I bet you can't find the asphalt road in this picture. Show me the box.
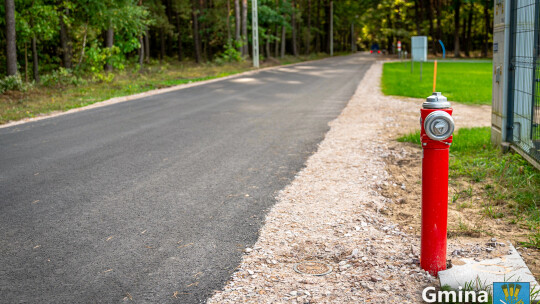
[0,54,372,303]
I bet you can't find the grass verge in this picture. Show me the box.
[382,61,492,105]
[0,53,334,124]
[397,127,540,248]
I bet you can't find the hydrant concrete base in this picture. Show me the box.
[438,243,540,302]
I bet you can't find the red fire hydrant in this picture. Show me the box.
[420,92,455,276]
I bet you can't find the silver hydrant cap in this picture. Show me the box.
[423,92,451,109]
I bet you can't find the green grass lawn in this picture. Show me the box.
[382,61,492,105]
[398,127,540,248]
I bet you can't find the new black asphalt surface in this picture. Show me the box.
[0,54,372,303]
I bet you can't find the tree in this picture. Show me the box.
[59,7,73,69]
[192,0,202,62]
[234,0,241,51]
[5,0,18,75]
[291,0,298,56]
[241,0,248,56]
[305,0,311,54]
[17,0,58,82]
[453,0,461,57]
[482,0,491,57]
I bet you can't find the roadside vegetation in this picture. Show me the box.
[398,127,540,249]
[382,62,492,105]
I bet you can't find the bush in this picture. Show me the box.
[214,41,243,64]
[0,74,32,94]
[41,68,87,87]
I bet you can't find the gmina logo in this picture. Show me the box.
[493,282,530,304]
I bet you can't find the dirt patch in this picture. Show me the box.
[381,140,540,281]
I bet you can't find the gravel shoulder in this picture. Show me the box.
[207,60,496,304]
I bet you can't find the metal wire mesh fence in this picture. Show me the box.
[508,0,540,162]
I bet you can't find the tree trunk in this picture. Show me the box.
[291,0,298,56]
[192,0,202,63]
[59,9,72,69]
[32,35,39,83]
[305,0,311,54]
[138,0,144,68]
[387,13,393,54]
[104,27,114,72]
[315,0,321,52]
[139,36,144,70]
[329,0,333,55]
[165,0,173,57]
[482,0,490,57]
[453,0,461,57]
[227,0,231,41]
[414,0,421,34]
[144,30,150,62]
[202,0,210,60]
[242,0,248,56]
[436,0,442,45]
[235,0,241,51]
[266,36,271,58]
[465,2,473,57]
[24,43,28,82]
[76,22,88,68]
[160,28,165,63]
[5,0,17,76]
[428,0,436,55]
[351,23,354,52]
[176,12,184,61]
[274,1,279,57]
[281,25,286,58]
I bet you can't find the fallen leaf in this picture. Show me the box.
[193,272,203,278]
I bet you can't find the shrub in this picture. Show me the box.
[214,41,243,64]
[0,74,32,94]
[41,68,87,87]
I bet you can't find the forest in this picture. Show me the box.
[0,0,493,88]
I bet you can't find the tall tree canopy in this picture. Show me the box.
[0,0,494,78]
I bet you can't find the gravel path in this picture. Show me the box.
[207,60,491,304]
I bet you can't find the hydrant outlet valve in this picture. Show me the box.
[420,92,454,277]
[420,92,454,147]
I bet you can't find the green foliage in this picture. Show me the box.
[382,61,493,105]
[40,68,86,87]
[84,43,123,80]
[0,74,31,93]
[15,0,58,43]
[214,41,244,64]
